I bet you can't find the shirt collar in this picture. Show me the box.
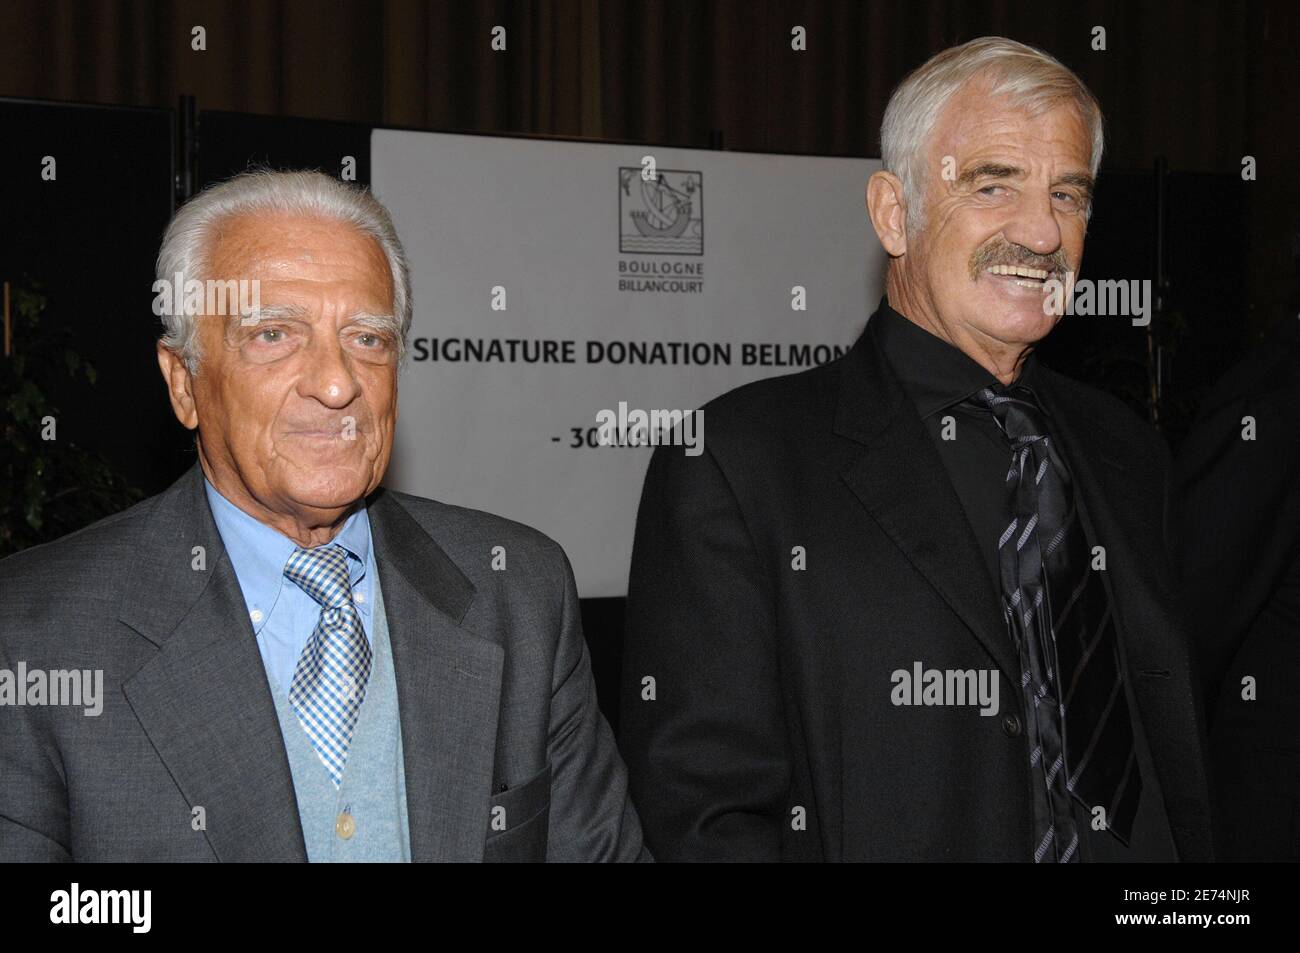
[869,297,1044,417]
[203,478,372,631]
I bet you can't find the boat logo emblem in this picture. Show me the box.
[619,167,703,256]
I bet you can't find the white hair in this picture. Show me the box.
[156,169,412,372]
[880,36,1104,232]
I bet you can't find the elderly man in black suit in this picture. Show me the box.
[621,37,1213,862]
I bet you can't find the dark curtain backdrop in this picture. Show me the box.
[2,0,1297,332]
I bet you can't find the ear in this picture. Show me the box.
[157,341,199,430]
[866,170,909,258]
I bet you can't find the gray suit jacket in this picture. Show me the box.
[0,462,647,862]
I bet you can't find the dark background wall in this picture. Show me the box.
[3,0,1295,330]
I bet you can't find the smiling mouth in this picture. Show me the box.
[985,264,1054,288]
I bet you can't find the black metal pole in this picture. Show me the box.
[176,94,197,206]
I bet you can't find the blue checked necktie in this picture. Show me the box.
[283,544,372,787]
[964,383,1141,862]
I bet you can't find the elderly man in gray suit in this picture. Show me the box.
[0,170,646,862]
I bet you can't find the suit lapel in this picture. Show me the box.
[1035,374,1215,859]
[834,329,1020,684]
[367,489,504,863]
[119,467,506,862]
[119,463,307,861]
[1033,375,1170,665]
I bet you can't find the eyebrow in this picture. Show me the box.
[957,163,1095,199]
[957,163,1024,186]
[240,303,309,323]
[348,312,400,333]
[239,305,396,326]
[1055,171,1095,198]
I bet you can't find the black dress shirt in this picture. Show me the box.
[869,299,1177,862]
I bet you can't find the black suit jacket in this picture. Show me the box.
[1176,315,1300,861]
[620,315,1215,861]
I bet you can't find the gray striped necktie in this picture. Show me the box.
[965,383,1142,861]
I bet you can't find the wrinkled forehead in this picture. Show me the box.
[206,210,393,296]
[930,84,1093,170]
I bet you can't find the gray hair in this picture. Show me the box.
[156,169,412,372]
[880,36,1104,233]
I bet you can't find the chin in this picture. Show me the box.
[996,308,1058,344]
[284,468,375,511]
[967,292,1059,347]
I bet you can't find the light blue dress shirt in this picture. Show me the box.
[204,478,412,861]
[203,479,376,692]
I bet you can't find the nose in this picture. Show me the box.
[297,335,362,409]
[1002,188,1062,258]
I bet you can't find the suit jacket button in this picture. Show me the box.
[1002,714,1022,737]
[335,812,356,840]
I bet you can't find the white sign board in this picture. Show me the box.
[372,128,885,596]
